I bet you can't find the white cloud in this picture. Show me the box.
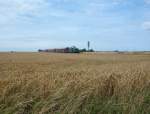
[112,0,123,5]
[0,0,125,25]
[142,21,150,30]
[0,0,48,13]
[145,0,150,4]
[81,0,123,17]
[0,0,49,24]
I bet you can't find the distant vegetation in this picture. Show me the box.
[38,46,94,53]
[0,53,150,114]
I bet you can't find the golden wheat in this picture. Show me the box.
[0,52,150,114]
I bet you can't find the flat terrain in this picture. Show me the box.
[0,52,150,114]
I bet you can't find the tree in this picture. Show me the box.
[80,48,87,52]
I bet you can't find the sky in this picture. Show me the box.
[0,0,150,51]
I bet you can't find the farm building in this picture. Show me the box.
[38,47,80,53]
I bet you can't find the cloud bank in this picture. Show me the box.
[142,21,150,30]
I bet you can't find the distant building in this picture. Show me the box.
[38,45,95,53]
[39,48,68,53]
[87,41,90,51]
[38,47,80,53]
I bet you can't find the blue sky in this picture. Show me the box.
[0,0,150,51]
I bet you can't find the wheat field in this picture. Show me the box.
[0,52,150,114]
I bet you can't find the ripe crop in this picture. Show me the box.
[0,52,150,114]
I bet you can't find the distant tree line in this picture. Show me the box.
[67,46,94,53]
[38,46,94,53]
